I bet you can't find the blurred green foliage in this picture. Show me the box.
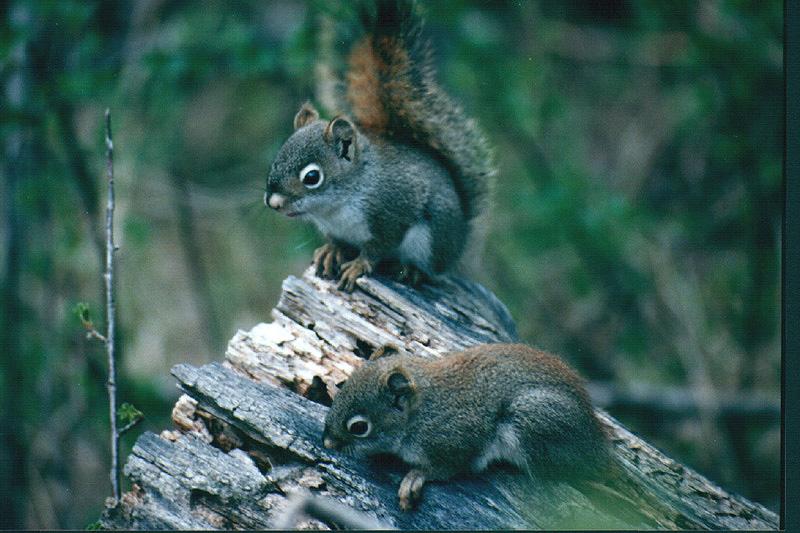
[0,0,782,528]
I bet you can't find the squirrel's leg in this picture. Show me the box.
[397,462,461,511]
[338,236,403,292]
[506,387,606,479]
[312,241,346,279]
[425,191,468,276]
[337,214,412,291]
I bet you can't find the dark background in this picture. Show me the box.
[0,0,782,528]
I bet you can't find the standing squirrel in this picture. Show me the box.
[322,343,612,511]
[265,0,494,292]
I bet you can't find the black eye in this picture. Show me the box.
[304,170,320,185]
[300,163,324,189]
[346,415,372,438]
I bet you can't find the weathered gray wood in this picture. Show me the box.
[100,267,778,530]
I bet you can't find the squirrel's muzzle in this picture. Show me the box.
[265,192,287,210]
[321,428,341,450]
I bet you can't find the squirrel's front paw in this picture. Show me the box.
[398,469,427,511]
[337,256,373,292]
[312,243,345,279]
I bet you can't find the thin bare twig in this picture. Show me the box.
[86,329,107,344]
[104,108,120,504]
[588,382,780,419]
[118,417,143,436]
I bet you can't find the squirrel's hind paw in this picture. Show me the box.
[395,264,428,287]
[337,256,373,292]
[398,468,427,511]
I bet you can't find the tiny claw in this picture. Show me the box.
[312,243,344,279]
[337,256,373,292]
[312,246,326,276]
[324,246,343,278]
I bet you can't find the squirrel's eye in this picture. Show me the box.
[299,163,324,189]
[346,415,372,438]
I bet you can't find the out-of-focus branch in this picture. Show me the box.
[170,170,224,353]
[1,4,33,527]
[588,382,780,420]
[54,102,105,260]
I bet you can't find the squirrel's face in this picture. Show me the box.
[322,358,416,458]
[266,103,360,218]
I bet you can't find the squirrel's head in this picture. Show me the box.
[265,102,361,218]
[322,355,417,458]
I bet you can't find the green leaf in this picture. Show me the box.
[74,302,93,329]
[118,402,144,426]
[85,521,103,530]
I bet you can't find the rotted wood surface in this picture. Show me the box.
[100,267,778,530]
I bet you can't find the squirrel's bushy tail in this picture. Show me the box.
[317,0,494,222]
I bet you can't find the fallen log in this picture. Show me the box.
[100,267,778,530]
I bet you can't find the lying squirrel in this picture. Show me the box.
[322,344,612,511]
[265,0,494,291]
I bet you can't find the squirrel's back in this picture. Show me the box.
[318,0,495,223]
[442,345,610,475]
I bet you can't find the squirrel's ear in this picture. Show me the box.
[385,368,415,411]
[293,102,319,130]
[324,116,358,162]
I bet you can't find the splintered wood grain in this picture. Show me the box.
[101,268,779,530]
[224,267,518,399]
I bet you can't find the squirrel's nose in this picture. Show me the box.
[322,430,340,450]
[265,192,287,210]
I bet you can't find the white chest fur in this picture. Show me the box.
[309,200,372,246]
